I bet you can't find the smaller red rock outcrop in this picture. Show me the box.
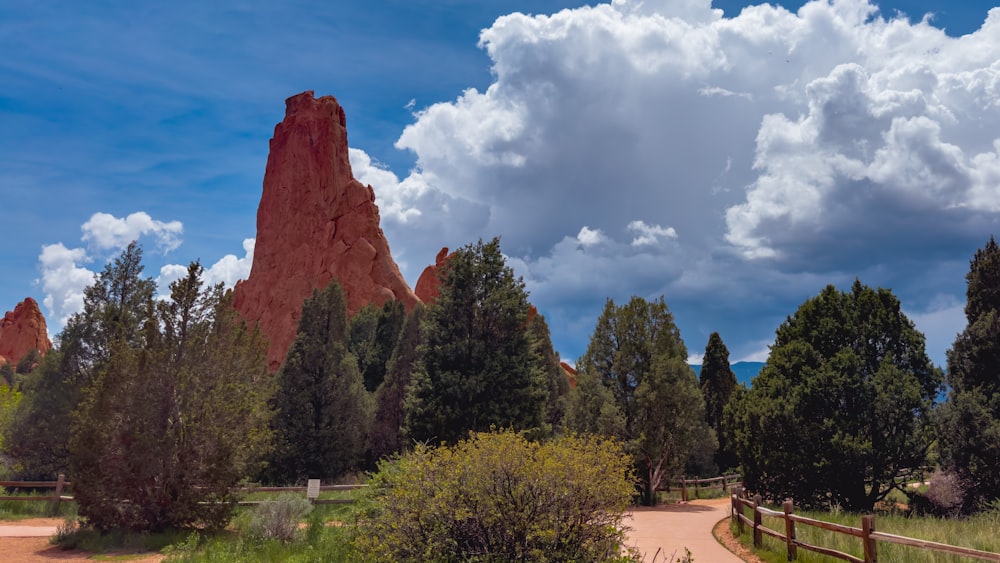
[414,247,452,304]
[0,298,52,366]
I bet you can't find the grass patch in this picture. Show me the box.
[0,491,77,520]
[53,519,194,553]
[732,504,1000,562]
[162,514,359,562]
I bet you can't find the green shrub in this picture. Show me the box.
[245,496,313,542]
[355,429,636,562]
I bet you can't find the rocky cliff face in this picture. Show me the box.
[0,297,52,366]
[233,91,419,370]
[414,247,452,304]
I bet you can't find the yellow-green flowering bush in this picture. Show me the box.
[356,429,636,562]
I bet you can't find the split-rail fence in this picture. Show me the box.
[731,487,1000,562]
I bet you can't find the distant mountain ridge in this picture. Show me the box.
[689,361,764,387]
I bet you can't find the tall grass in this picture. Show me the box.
[163,511,359,562]
[732,505,1000,563]
[0,491,77,520]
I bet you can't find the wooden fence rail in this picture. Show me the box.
[237,483,367,506]
[731,487,1000,562]
[0,473,70,515]
[666,473,742,502]
[0,476,367,513]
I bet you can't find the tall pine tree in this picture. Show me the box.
[699,332,738,472]
[568,296,713,505]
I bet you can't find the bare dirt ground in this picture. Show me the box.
[1,501,763,563]
[0,519,165,563]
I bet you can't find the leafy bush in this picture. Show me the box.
[356,429,636,562]
[245,496,313,542]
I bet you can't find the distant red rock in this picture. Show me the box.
[0,298,52,367]
[414,247,452,304]
[233,91,419,370]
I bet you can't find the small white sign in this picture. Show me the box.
[306,479,321,500]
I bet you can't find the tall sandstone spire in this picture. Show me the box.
[0,297,52,367]
[233,91,419,370]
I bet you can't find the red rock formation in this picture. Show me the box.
[0,298,52,366]
[233,91,419,370]
[414,247,451,304]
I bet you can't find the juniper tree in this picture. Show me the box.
[728,281,941,511]
[349,300,406,393]
[369,304,425,461]
[8,242,155,479]
[938,236,1000,511]
[268,280,372,483]
[69,262,273,531]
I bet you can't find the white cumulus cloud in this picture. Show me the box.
[82,211,183,253]
[373,0,999,363]
[37,243,94,327]
[628,220,678,246]
[157,238,254,295]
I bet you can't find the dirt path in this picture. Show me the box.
[0,519,164,562]
[625,497,745,562]
[1,501,755,562]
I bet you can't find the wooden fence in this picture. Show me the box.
[668,473,742,502]
[0,473,70,515]
[0,476,366,513]
[237,483,367,505]
[731,488,1000,562]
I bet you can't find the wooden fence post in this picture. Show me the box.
[735,487,744,536]
[783,499,797,561]
[862,514,877,563]
[753,493,763,548]
[49,473,65,516]
[681,478,688,502]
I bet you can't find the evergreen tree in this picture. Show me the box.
[0,361,13,387]
[349,300,406,393]
[369,305,425,461]
[15,349,42,377]
[7,242,155,479]
[69,262,273,531]
[939,236,1000,511]
[699,332,738,472]
[729,281,941,511]
[527,313,569,434]
[268,280,372,483]
[568,296,714,505]
[404,238,547,445]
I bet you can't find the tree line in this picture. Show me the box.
[1,235,998,533]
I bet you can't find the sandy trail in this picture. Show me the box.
[625,497,743,562]
[1,501,748,562]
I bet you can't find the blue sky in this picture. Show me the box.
[3,0,999,367]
